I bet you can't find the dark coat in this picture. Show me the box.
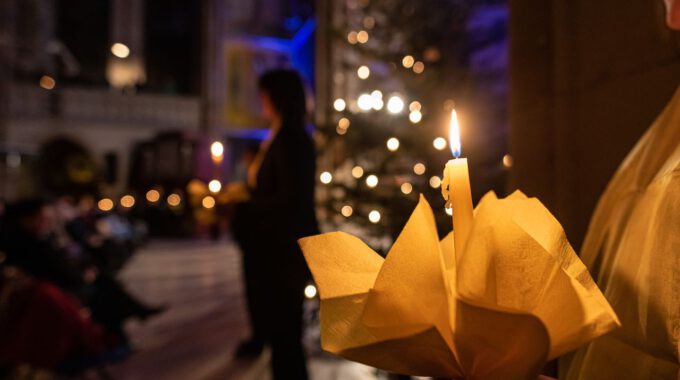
[233,124,318,277]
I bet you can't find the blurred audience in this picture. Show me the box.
[0,196,164,376]
[229,69,318,380]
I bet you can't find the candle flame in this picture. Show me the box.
[449,109,461,158]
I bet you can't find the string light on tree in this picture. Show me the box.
[387,95,405,114]
[409,101,422,112]
[413,162,426,175]
[357,65,370,79]
[433,137,447,151]
[202,195,216,209]
[401,182,413,195]
[368,210,381,223]
[304,284,317,299]
[371,90,384,110]
[341,205,354,217]
[386,137,400,152]
[208,179,222,193]
[320,171,333,184]
[334,98,347,111]
[402,55,415,68]
[357,30,369,43]
[347,31,358,44]
[413,61,425,74]
[358,93,374,111]
[366,174,379,188]
[409,110,422,124]
[429,175,442,188]
[351,166,365,178]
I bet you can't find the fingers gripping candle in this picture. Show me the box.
[441,110,474,259]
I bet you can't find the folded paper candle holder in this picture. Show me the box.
[299,191,620,380]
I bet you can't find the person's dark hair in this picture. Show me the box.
[258,69,307,128]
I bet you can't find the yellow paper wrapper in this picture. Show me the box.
[299,191,620,379]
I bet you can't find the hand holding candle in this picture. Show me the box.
[441,109,474,259]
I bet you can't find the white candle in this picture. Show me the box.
[441,110,474,258]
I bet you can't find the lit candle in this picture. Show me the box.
[441,110,474,258]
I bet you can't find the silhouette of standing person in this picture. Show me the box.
[230,69,317,380]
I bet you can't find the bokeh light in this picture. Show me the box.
[202,195,216,209]
[386,137,400,152]
[320,171,333,184]
[120,195,135,208]
[98,198,114,212]
[413,163,426,175]
[208,179,222,193]
[351,166,364,178]
[365,174,379,188]
[433,137,447,150]
[368,210,381,223]
[110,42,130,58]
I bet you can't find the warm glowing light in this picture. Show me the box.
[304,284,317,299]
[120,195,135,208]
[386,95,404,114]
[363,16,375,29]
[371,90,383,99]
[409,110,422,124]
[445,207,453,216]
[402,55,415,68]
[347,31,358,44]
[351,166,364,178]
[449,109,462,158]
[372,97,384,110]
[357,30,369,43]
[365,174,379,188]
[333,98,346,112]
[341,205,354,217]
[208,179,222,193]
[401,182,413,195]
[111,42,130,58]
[167,194,181,207]
[433,137,448,151]
[336,126,348,135]
[357,65,370,79]
[429,175,442,188]
[368,210,381,223]
[202,195,216,209]
[386,137,400,151]
[320,171,333,184]
[357,93,374,111]
[98,198,114,212]
[409,101,421,112]
[210,141,224,158]
[503,154,514,168]
[146,189,160,203]
[39,75,56,90]
[413,61,425,74]
[413,163,426,175]
[338,117,350,129]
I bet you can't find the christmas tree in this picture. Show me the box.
[315,0,509,253]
